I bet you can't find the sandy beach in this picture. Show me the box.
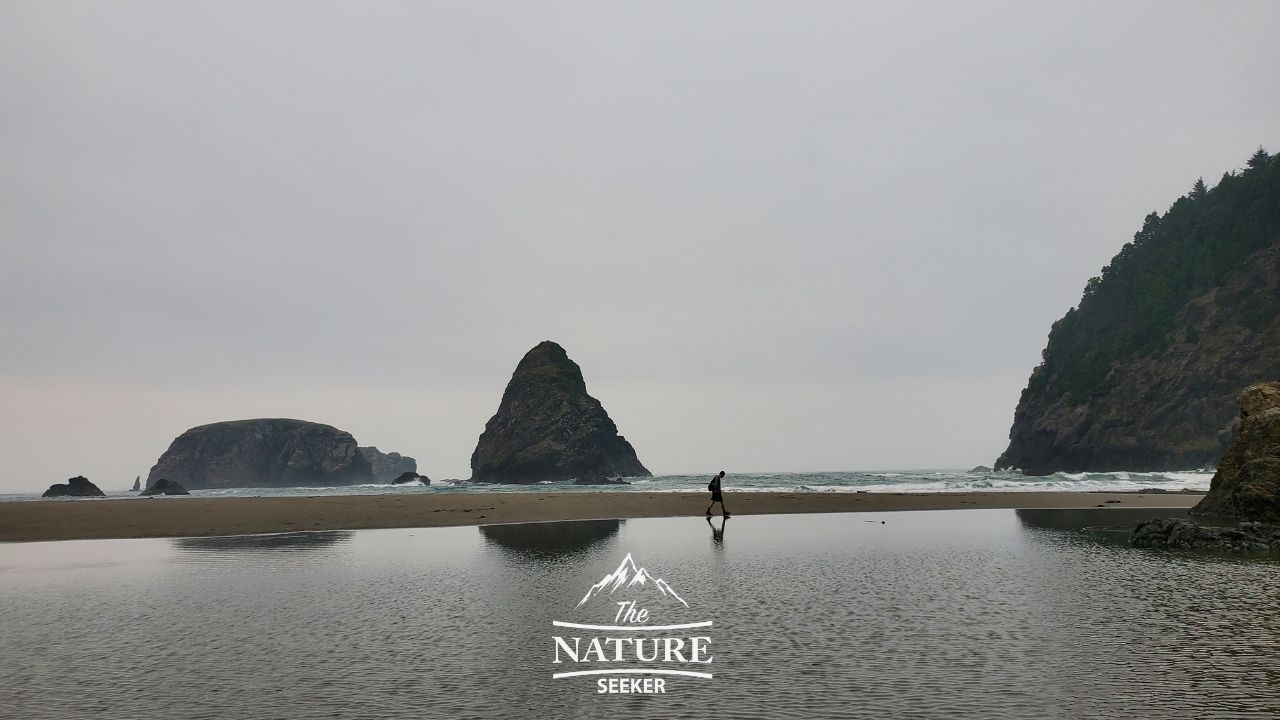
[0,490,1204,543]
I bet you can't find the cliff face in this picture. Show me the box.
[999,246,1280,474]
[358,447,417,482]
[147,419,373,489]
[470,341,650,483]
[1192,382,1280,522]
[998,151,1280,475]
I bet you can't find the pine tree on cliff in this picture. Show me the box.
[1189,177,1207,200]
[1248,146,1271,170]
[997,147,1280,474]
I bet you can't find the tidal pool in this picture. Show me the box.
[2,509,1277,719]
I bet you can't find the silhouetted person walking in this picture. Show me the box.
[705,470,729,518]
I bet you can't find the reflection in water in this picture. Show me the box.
[478,519,622,557]
[705,515,727,546]
[1016,506,1188,531]
[173,531,354,553]
[1015,507,1190,546]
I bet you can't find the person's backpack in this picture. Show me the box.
[707,478,717,492]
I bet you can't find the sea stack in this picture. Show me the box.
[147,418,373,490]
[140,478,191,496]
[390,471,429,485]
[470,341,650,483]
[1191,382,1280,522]
[42,476,106,498]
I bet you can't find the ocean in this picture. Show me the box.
[1,468,1214,502]
[3,509,1276,719]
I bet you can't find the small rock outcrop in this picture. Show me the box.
[1191,382,1280,522]
[1131,517,1278,553]
[131,476,141,492]
[968,466,993,473]
[358,447,418,483]
[470,341,651,484]
[42,476,105,498]
[140,478,190,496]
[390,472,429,485]
[147,419,373,490]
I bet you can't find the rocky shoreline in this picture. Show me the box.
[1128,382,1280,553]
[1130,517,1278,553]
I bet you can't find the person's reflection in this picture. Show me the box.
[706,515,727,546]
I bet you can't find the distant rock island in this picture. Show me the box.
[359,447,417,483]
[998,148,1280,475]
[42,475,105,498]
[140,478,190,496]
[1192,382,1280,522]
[470,341,651,483]
[390,471,429,485]
[147,418,376,489]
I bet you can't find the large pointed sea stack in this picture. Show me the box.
[470,341,650,483]
[1191,382,1280,522]
[147,419,373,490]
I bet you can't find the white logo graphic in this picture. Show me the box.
[576,553,689,608]
[552,552,714,695]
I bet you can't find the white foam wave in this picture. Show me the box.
[1,469,1205,502]
[1157,472,1215,481]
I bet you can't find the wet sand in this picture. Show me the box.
[0,490,1204,542]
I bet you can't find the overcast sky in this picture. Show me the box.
[1,1,1277,491]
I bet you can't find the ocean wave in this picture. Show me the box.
[1157,471,1215,481]
[0,469,1215,502]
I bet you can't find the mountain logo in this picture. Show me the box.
[576,552,689,608]
[552,551,714,695]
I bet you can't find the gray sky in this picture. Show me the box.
[2,1,1278,491]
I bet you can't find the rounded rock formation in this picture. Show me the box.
[147,419,373,490]
[470,341,650,483]
[140,478,191,496]
[42,476,106,498]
